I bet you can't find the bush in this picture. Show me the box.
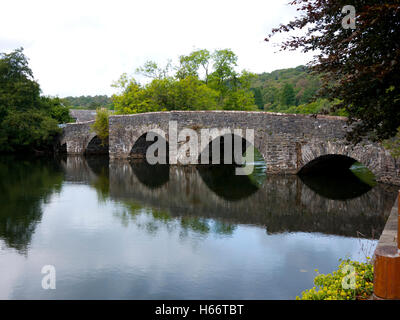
[90,108,109,145]
[0,109,61,152]
[296,258,374,300]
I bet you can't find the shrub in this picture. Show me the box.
[90,108,109,145]
[296,258,374,300]
[0,109,61,152]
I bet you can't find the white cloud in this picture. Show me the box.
[0,0,315,97]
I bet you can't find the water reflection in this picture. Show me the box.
[0,156,63,253]
[0,155,398,299]
[115,202,237,240]
[0,155,396,253]
[298,171,373,200]
[197,165,259,201]
[130,161,169,189]
[105,157,396,239]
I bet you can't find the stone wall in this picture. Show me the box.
[69,109,115,123]
[69,109,97,122]
[59,121,96,154]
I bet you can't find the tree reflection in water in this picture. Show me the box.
[0,156,63,253]
[0,155,397,255]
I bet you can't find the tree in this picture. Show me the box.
[251,87,264,109]
[220,70,258,110]
[176,49,211,83]
[265,1,400,142]
[207,50,257,110]
[112,74,220,113]
[167,76,219,110]
[0,110,60,152]
[135,60,172,80]
[111,75,156,114]
[208,49,238,94]
[112,48,258,113]
[0,48,40,114]
[280,83,296,106]
[0,48,67,152]
[40,96,74,123]
[63,95,113,109]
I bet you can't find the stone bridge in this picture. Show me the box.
[59,111,400,185]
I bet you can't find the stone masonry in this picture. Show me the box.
[60,111,400,185]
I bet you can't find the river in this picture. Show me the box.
[0,154,397,299]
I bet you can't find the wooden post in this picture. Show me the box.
[373,190,400,300]
[398,190,400,251]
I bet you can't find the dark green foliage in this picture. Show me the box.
[63,95,114,110]
[249,65,348,115]
[280,83,296,106]
[0,48,41,114]
[266,0,400,142]
[0,48,69,153]
[250,65,324,110]
[250,87,264,109]
[40,96,74,124]
[0,155,63,252]
[0,110,60,152]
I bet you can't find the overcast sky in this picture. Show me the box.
[0,0,315,97]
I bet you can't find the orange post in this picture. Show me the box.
[398,190,400,250]
[373,190,400,300]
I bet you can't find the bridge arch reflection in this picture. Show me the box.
[79,157,394,239]
[1,155,395,255]
[298,154,376,200]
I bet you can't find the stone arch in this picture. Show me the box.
[197,130,266,166]
[84,135,109,155]
[297,141,380,178]
[128,126,169,162]
[195,131,266,201]
[58,134,68,152]
[59,121,97,155]
[298,154,358,175]
[297,152,375,200]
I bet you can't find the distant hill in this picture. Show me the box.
[250,66,345,116]
[63,95,113,110]
[251,65,321,108]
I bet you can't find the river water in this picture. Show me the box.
[0,155,397,299]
